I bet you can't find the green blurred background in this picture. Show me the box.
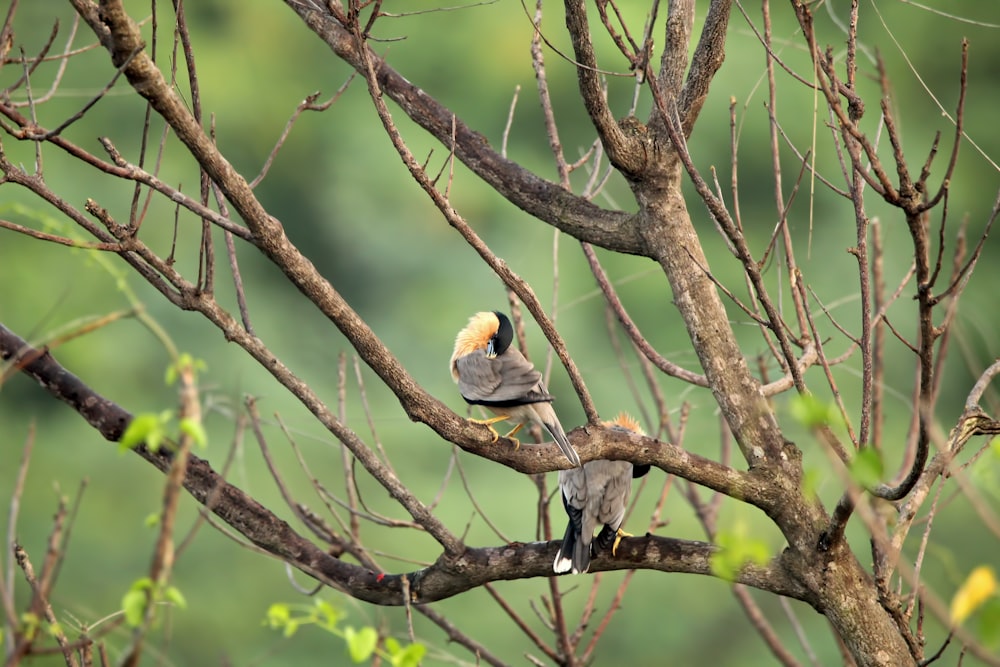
[1,1,999,664]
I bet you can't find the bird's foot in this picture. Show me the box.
[501,423,524,451]
[611,528,633,557]
[468,415,509,442]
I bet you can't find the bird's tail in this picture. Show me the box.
[572,534,592,575]
[553,521,578,574]
[553,490,590,574]
[543,420,581,468]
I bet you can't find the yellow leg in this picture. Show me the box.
[611,528,633,556]
[468,415,509,442]
[502,423,524,451]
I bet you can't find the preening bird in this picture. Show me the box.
[450,311,581,468]
[553,412,643,575]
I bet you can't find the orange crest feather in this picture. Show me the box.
[450,312,499,381]
[602,411,644,435]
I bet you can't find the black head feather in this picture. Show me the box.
[487,311,514,357]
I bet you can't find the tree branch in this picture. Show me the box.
[283,1,643,255]
[0,321,807,607]
[677,0,732,135]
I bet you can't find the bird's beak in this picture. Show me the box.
[485,338,497,358]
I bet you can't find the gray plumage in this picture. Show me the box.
[553,415,643,574]
[451,312,581,468]
[454,348,552,406]
[553,460,633,574]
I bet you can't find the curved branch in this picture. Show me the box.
[677,0,732,135]
[283,1,643,255]
[0,322,808,608]
[562,0,645,177]
[656,0,694,107]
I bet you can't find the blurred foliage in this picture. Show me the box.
[1,0,1000,665]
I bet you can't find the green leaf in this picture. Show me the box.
[179,418,208,448]
[164,585,187,610]
[144,513,160,528]
[789,393,840,428]
[120,411,173,452]
[345,626,378,663]
[165,362,178,386]
[166,353,207,385]
[20,612,40,641]
[710,525,770,582]
[392,643,426,667]
[283,619,300,638]
[313,599,341,630]
[120,414,159,451]
[265,603,291,629]
[849,448,884,490]
[122,588,148,627]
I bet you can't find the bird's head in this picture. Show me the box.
[450,311,514,380]
[603,412,650,478]
[602,411,644,435]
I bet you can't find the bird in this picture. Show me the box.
[553,412,644,575]
[450,311,581,468]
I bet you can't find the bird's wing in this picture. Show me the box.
[455,348,548,404]
[559,467,588,512]
[454,350,504,402]
[493,348,550,402]
[592,461,632,527]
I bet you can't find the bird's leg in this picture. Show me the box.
[501,423,524,451]
[468,415,509,442]
[611,528,633,556]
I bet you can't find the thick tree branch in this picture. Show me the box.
[0,321,808,606]
[563,0,645,178]
[282,1,643,255]
[677,0,732,135]
[656,0,694,110]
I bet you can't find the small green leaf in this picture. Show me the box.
[384,637,401,655]
[165,362,178,386]
[283,619,299,638]
[710,525,770,582]
[265,603,291,629]
[20,612,40,641]
[849,448,884,490]
[345,626,378,663]
[166,353,207,385]
[144,513,160,528]
[789,393,840,428]
[164,586,187,610]
[392,643,426,667]
[313,599,341,630]
[179,418,207,448]
[120,414,158,451]
[122,588,148,627]
[130,577,154,592]
[120,411,173,452]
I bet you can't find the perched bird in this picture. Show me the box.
[553,412,643,575]
[450,311,581,468]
